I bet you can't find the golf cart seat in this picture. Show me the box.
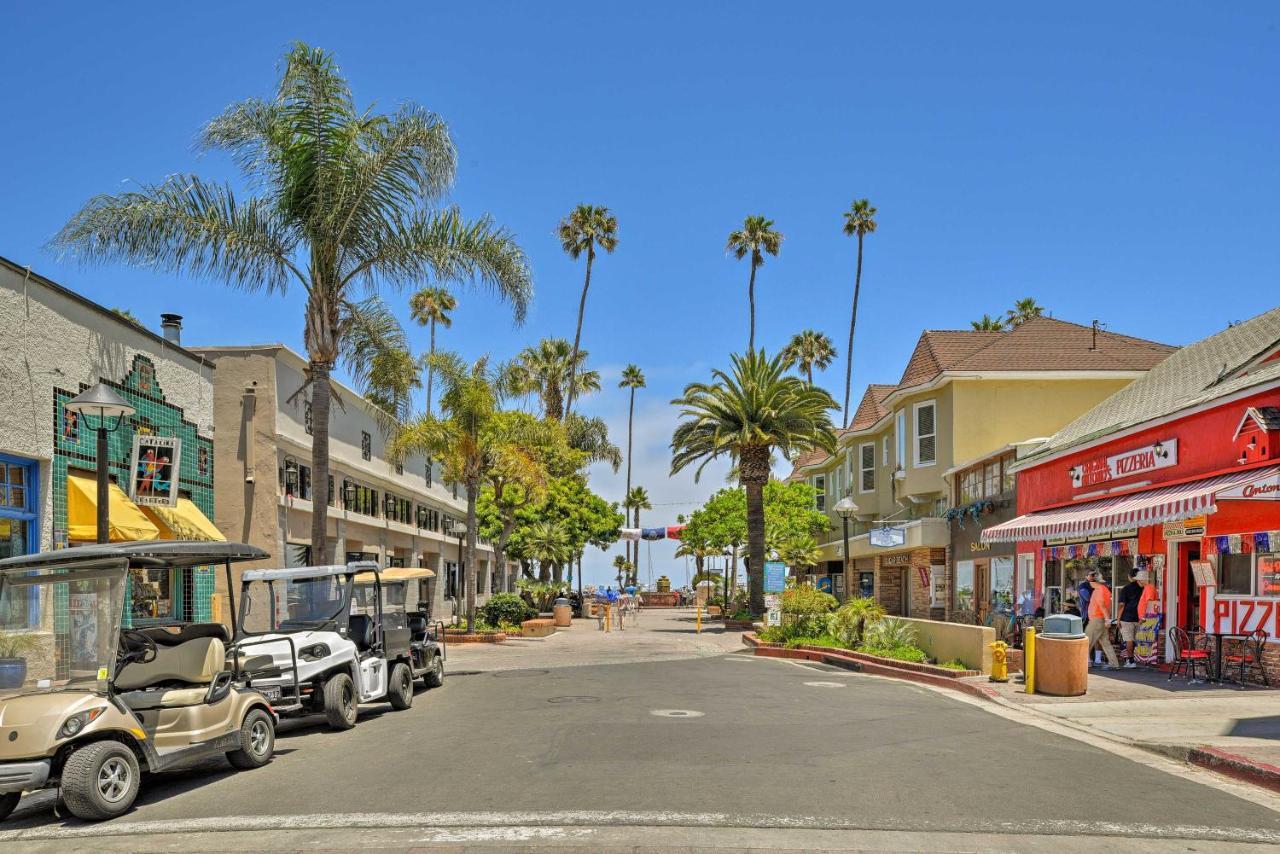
[118,636,227,711]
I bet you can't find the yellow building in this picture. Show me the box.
[789,317,1174,618]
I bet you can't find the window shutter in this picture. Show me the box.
[916,404,936,464]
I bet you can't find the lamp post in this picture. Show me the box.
[450,521,467,620]
[834,496,859,601]
[64,384,136,544]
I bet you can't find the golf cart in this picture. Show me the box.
[0,542,278,822]
[351,565,446,698]
[232,561,440,729]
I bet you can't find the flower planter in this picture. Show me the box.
[443,630,507,644]
[723,619,755,631]
[0,659,25,689]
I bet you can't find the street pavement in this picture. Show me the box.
[2,611,1280,852]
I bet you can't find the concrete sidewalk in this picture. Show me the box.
[970,666,1280,789]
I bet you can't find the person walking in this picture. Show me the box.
[1085,573,1120,670]
[1118,569,1143,668]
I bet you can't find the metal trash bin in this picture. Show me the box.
[552,597,572,627]
[1036,613,1089,696]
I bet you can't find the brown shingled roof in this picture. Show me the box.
[846,384,896,431]
[786,448,831,481]
[898,330,1002,387]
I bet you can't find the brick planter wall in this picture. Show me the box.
[443,631,507,644]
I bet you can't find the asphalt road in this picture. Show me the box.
[1,616,1279,851]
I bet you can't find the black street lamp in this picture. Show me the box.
[283,457,298,495]
[450,520,468,615]
[834,496,860,600]
[64,384,135,544]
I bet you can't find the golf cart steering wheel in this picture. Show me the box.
[119,629,158,665]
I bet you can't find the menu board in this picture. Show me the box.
[1191,560,1216,588]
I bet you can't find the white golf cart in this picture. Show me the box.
[232,562,437,728]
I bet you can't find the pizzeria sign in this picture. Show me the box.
[1218,471,1280,501]
[1069,439,1177,490]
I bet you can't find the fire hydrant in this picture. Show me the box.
[989,640,1010,683]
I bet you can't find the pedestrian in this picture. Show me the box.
[1137,570,1158,618]
[1085,573,1120,670]
[1118,568,1143,668]
[1076,574,1093,629]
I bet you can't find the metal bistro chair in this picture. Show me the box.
[1224,628,1270,688]
[1167,626,1213,683]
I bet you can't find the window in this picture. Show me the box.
[913,401,936,466]
[1259,554,1280,597]
[1219,554,1254,595]
[327,475,334,506]
[342,481,379,517]
[395,463,403,476]
[1002,456,1017,494]
[361,431,372,461]
[882,436,889,466]
[959,468,981,504]
[813,475,826,511]
[895,411,906,467]
[859,443,875,492]
[444,561,459,599]
[982,460,1000,497]
[955,560,975,612]
[0,463,28,511]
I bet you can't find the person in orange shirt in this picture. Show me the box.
[1085,571,1120,670]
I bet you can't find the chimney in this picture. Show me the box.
[160,313,183,346]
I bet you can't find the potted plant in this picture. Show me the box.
[0,631,41,689]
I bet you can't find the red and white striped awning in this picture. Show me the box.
[981,465,1280,543]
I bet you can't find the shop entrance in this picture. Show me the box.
[1177,540,1202,631]
[974,559,990,624]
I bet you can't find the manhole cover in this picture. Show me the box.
[493,669,550,678]
[650,709,705,718]
[546,695,600,704]
[803,681,846,688]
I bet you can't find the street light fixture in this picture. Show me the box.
[449,521,468,614]
[64,384,136,544]
[834,496,860,599]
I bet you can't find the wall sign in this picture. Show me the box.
[1163,516,1207,538]
[1069,439,1177,489]
[870,526,906,548]
[129,435,181,507]
[1218,471,1280,501]
[764,562,786,593]
[882,553,911,567]
[969,540,991,552]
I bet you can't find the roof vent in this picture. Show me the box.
[160,313,183,346]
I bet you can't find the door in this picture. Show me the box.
[1178,541,1202,631]
[974,560,991,625]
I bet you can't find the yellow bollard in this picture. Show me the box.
[696,605,702,634]
[989,640,1010,683]
[1025,628,1036,695]
[604,604,611,633]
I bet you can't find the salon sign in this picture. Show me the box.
[1069,439,1178,489]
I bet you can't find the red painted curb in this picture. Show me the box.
[744,633,999,701]
[443,631,508,644]
[1190,747,1280,793]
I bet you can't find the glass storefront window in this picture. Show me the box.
[991,556,1014,615]
[858,571,874,598]
[1259,554,1280,598]
[1219,554,1253,595]
[955,560,975,612]
[128,568,173,623]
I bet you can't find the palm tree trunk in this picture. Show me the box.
[747,257,759,352]
[497,517,515,593]
[564,243,594,420]
[842,234,864,425]
[552,562,563,584]
[740,445,770,615]
[625,386,635,582]
[426,319,436,415]
[309,362,333,563]
[806,365,813,386]
[464,477,479,632]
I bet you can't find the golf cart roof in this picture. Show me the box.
[240,561,378,583]
[353,566,434,584]
[0,541,268,574]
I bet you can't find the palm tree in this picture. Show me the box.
[483,411,560,594]
[840,199,877,425]
[776,536,823,576]
[624,486,651,586]
[671,350,837,615]
[971,314,1006,331]
[526,520,572,583]
[558,204,618,419]
[508,337,600,421]
[408,286,456,414]
[726,216,783,352]
[389,352,510,632]
[53,43,532,563]
[612,554,629,589]
[1006,297,1045,328]
[780,330,836,386]
[619,364,646,570]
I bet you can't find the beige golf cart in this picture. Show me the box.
[0,542,278,821]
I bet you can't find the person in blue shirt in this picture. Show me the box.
[606,587,619,604]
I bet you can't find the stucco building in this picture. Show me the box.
[191,344,514,623]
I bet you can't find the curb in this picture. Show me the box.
[1189,746,1280,793]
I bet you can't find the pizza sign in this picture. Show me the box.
[1069,439,1178,489]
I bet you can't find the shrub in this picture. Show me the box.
[939,659,968,670]
[479,593,535,627]
[757,625,789,644]
[829,597,886,647]
[862,616,917,650]
[729,608,753,622]
[780,583,838,638]
[782,634,848,650]
[862,643,929,664]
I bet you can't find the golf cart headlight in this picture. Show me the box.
[58,707,106,740]
[299,643,330,662]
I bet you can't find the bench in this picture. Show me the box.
[521,618,556,638]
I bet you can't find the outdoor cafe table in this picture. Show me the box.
[1203,632,1250,682]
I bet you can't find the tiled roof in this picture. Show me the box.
[947,316,1175,373]
[1026,308,1280,461]
[846,384,896,431]
[787,448,831,481]
[898,331,1001,387]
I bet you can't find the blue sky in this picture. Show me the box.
[3,3,1278,586]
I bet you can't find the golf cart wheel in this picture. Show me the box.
[388,663,413,710]
[323,673,358,730]
[226,707,275,769]
[60,740,141,821]
[423,653,444,689]
[0,792,20,822]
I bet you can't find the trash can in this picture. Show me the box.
[1036,614,1089,697]
[553,597,572,627]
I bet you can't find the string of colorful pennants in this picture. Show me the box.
[1040,539,1136,560]
[618,525,686,542]
[1203,530,1280,555]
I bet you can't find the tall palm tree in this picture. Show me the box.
[624,486,651,586]
[619,364,646,569]
[558,204,618,419]
[508,337,600,421]
[726,216,783,352]
[970,314,1006,331]
[1006,297,1045,328]
[389,352,513,632]
[840,199,877,426]
[671,350,837,614]
[408,286,456,414]
[526,520,572,583]
[780,330,836,386]
[53,43,532,563]
[612,554,629,589]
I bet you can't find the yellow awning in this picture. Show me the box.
[67,475,160,543]
[353,566,435,584]
[141,498,226,542]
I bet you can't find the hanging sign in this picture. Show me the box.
[1191,560,1216,588]
[764,561,786,593]
[1069,439,1177,489]
[1218,472,1280,501]
[870,526,906,548]
[129,435,181,507]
